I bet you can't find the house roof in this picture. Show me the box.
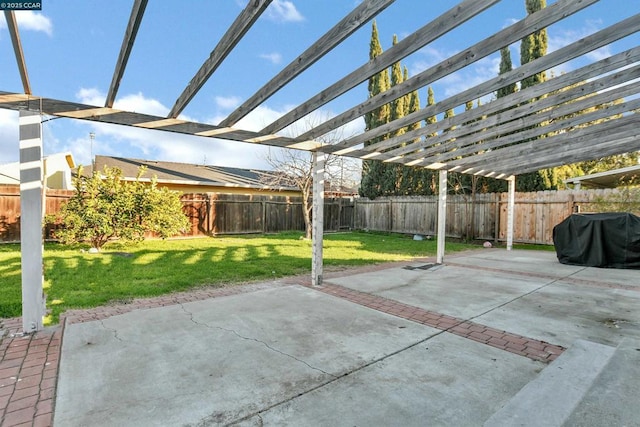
[92,156,298,192]
[564,164,640,189]
[1,1,639,180]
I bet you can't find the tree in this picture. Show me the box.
[399,71,423,195]
[520,0,548,91]
[497,46,518,98]
[518,0,552,192]
[418,86,439,195]
[50,166,188,250]
[360,21,392,199]
[263,122,360,240]
[388,34,408,195]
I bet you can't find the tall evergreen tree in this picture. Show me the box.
[497,46,518,98]
[419,86,439,194]
[387,34,408,195]
[425,86,437,138]
[517,0,552,191]
[360,21,391,199]
[520,0,548,91]
[443,108,456,134]
[400,70,422,195]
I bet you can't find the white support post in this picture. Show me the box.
[506,175,516,251]
[436,169,447,264]
[19,110,45,333]
[311,151,325,287]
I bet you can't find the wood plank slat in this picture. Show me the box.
[168,0,273,118]
[338,46,640,159]
[388,69,640,168]
[218,0,396,128]
[3,11,31,95]
[105,0,148,108]
[259,0,501,135]
[468,115,640,175]
[329,2,635,155]
[292,0,598,143]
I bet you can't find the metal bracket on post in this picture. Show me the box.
[436,169,447,264]
[311,151,325,287]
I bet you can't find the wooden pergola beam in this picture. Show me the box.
[336,45,640,159]
[388,67,640,169]
[168,0,273,118]
[260,0,501,135]
[430,85,640,169]
[459,114,640,175]
[3,11,31,95]
[0,91,318,150]
[218,0,396,128]
[292,0,597,142]
[105,0,148,108]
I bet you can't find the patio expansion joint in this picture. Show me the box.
[227,331,444,426]
[176,303,336,379]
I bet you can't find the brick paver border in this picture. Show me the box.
[312,282,565,363]
[0,319,62,427]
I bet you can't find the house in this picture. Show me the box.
[89,155,301,197]
[0,152,76,189]
[564,164,640,189]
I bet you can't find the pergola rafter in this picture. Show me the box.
[218,0,397,128]
[290,0,599,143]
[168,0,273,119]
[3,0,640,332]
[105,0,148,108]
[259,0,501,135]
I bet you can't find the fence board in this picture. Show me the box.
[1,185,638,244]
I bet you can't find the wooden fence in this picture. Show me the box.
[1,185,637,245]
[0,186,354,241]
[352,189,640,245]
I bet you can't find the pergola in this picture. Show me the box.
[3,0,639,332]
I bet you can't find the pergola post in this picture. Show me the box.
[19,110,45,333]
[436,169,447,264]
[506,175,516,251]
[311,151,325,287]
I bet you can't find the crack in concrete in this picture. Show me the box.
[177,303,336,379]
[99,319,123,342]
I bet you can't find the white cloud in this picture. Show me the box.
[76,88,170,117]
[409,45,457,77]
[0,11,53,36]
[0,110,19,165]
[266,0,304,23]
[259,52,283,65]
[215,96,242,110]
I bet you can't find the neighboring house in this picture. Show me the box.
[89,155,301,197]
[0,152,76,189]
[564,164,640,189]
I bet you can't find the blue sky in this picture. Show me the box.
[0,0,637,170]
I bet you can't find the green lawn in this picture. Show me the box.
[0,231,478,324]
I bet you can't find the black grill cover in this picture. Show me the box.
[553,212,640,269]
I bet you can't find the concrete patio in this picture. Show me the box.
[2,249,639,426]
